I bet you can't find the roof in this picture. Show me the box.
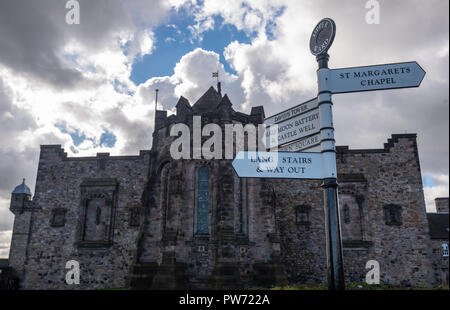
[12,179,32,195]
[192,86,221,112]
[427,213,449,239]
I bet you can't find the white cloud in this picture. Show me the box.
[192,0,284,35]
[424,174,450,212]
[0,230,12,258]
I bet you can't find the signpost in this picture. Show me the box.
[278,133,321,152]
[328,62,426,94]
[264,98,318,126]
[232,151,323,179]
[232,16,426,291]
[310,17,345,291]
[265,108,320,147]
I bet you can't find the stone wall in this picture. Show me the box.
[20,145,150,289]
[429,239,449,286]
[133,104,284,289]
[12,133,437,289]
[273,134,435,286]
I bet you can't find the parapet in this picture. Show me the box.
[39,145,151,162]
[336,133,418,154]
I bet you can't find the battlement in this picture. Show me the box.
[39,144,151,161]
[336,133,418,154]
[154,86,266,131]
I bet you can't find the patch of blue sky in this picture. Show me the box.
[113,79,134,96]
[55,122,87,146]
[100,130,117,148]
[55,122,116,148]
[130,13,255,85]
[422,175,434,188]
[265,6,285,41]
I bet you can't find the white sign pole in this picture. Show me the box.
[310,16,346,290]
[316,52,346,291]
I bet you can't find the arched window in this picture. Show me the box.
[343,204,351,223]
[234,173,248,235]
[339,194,364,240]
[197,167,210,234]
[160,163,171,234]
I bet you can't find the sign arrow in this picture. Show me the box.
[264,98,318,126]
[278,133,321,152]
[264,108,320,148]
[232,151,323,179]
[329,61,425,94]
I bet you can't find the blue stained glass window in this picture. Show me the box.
[197,167,210,234]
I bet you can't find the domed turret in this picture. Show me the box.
[12,178,32,195]
[10,178,32,214]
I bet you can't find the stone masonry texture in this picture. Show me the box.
[7,87,443,289]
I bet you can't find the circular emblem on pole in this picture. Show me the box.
[309,18,336,56]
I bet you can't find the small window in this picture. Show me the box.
[442,243,449,257]
[295,205,311,225]
[129,207,140,227]
[51,208,66,227]
[383,204,402,226]
[343,204,351,224]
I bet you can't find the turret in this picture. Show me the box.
[8,178,34,287]
[10,178,32,214]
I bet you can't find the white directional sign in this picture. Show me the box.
[264,98,318,126]
[232,151,323,179]
[329,61,426,94]
[278,133,321,152]
[265,108,320,148]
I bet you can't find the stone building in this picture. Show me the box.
[6,86,445,289]
[427,198,449,286]
[0,259,12,289]
[435,197,449,213]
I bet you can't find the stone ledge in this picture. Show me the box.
[338,173,367,183]
[343,240,373,248]
[76,241,113,248]
[80,178,118,187]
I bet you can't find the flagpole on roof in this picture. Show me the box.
[212,71,221,96]
[154,89,159,131]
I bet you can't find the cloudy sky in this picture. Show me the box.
[0,0,448,258]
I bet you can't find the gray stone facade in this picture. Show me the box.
[427,199,449,286]
[435,198,449,213]
[7,86,444,289]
